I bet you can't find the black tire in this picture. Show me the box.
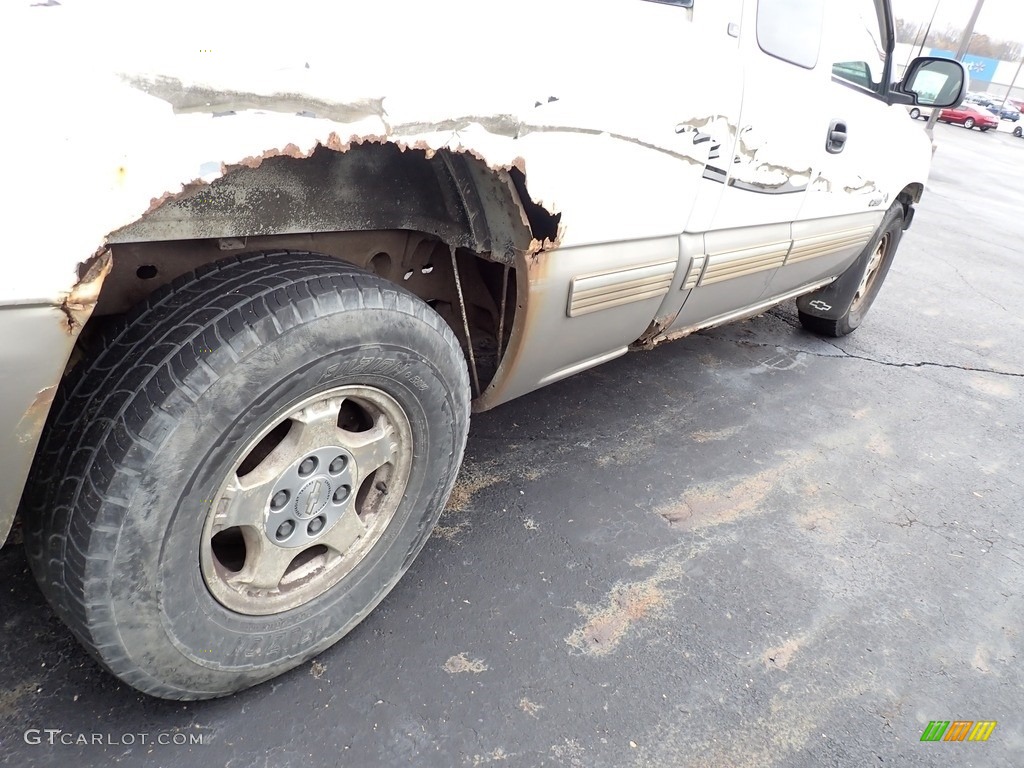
[964,118,975,129]
[20,251,470,699]
[980,126,990,132]
[909,108,921,120]
[1015,126,1022,137]
[797,202,904,337]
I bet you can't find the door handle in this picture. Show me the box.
[826,119,848,154]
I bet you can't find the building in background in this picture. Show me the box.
[894,43,1023,101]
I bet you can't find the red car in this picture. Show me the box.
[936,104,999,131]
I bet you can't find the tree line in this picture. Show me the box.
[896,18,1022,61]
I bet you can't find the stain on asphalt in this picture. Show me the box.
[763,633,806,669]
[689,425,743,443]
[443,653,488,675]
[657,451,814,531]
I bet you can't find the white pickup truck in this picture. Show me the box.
[3,0,965,699]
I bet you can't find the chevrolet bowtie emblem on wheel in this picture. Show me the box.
[300,479,329,519]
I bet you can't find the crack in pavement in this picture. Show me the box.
[819,341,1024,378]
[707,335,1024,379]
[931,253,1012,315]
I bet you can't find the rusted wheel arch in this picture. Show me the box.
[77,142,560,398]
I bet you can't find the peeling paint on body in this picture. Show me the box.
[844,179,879,195]
[101,72,718,273]
[125,74,389,125]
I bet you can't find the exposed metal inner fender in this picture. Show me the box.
[102,138,564,416]
[108,144,539,267]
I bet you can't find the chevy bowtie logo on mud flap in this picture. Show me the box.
[808,300,833,312]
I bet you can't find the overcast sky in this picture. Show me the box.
[892,0,1023,40]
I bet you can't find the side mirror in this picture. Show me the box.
[896,57,968,108]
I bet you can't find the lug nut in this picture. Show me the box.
[307,516,325,535]
[276,520,295,540]
[271,490,289,510]
[298,457,318,476]
[329,455,347,474]
[333,485,351,504]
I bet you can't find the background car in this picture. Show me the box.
[964,94,1019,120]
[994,105,1020,121]
[935,103,999,131]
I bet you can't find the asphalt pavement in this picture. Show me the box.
[1,120,1022,768]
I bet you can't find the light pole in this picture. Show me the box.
[998,56,1024,112]
[905,0,942,73]
[926,0,987,137]
[917,0,942,61]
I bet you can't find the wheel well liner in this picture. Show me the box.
[107,142,552,267]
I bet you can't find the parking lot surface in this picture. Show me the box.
[1,121,1022,768]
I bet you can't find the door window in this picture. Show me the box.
[831,0,888,93]
[756,0,825,69]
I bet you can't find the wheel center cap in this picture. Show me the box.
[294,476,332,519]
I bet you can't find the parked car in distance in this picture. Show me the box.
[965,94,1020,120]
[995,105,1020,121]
[935,104,999,131]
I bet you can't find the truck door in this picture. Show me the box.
[661,0,829,335]
[637,0,746,334]
[767,0,902,295]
